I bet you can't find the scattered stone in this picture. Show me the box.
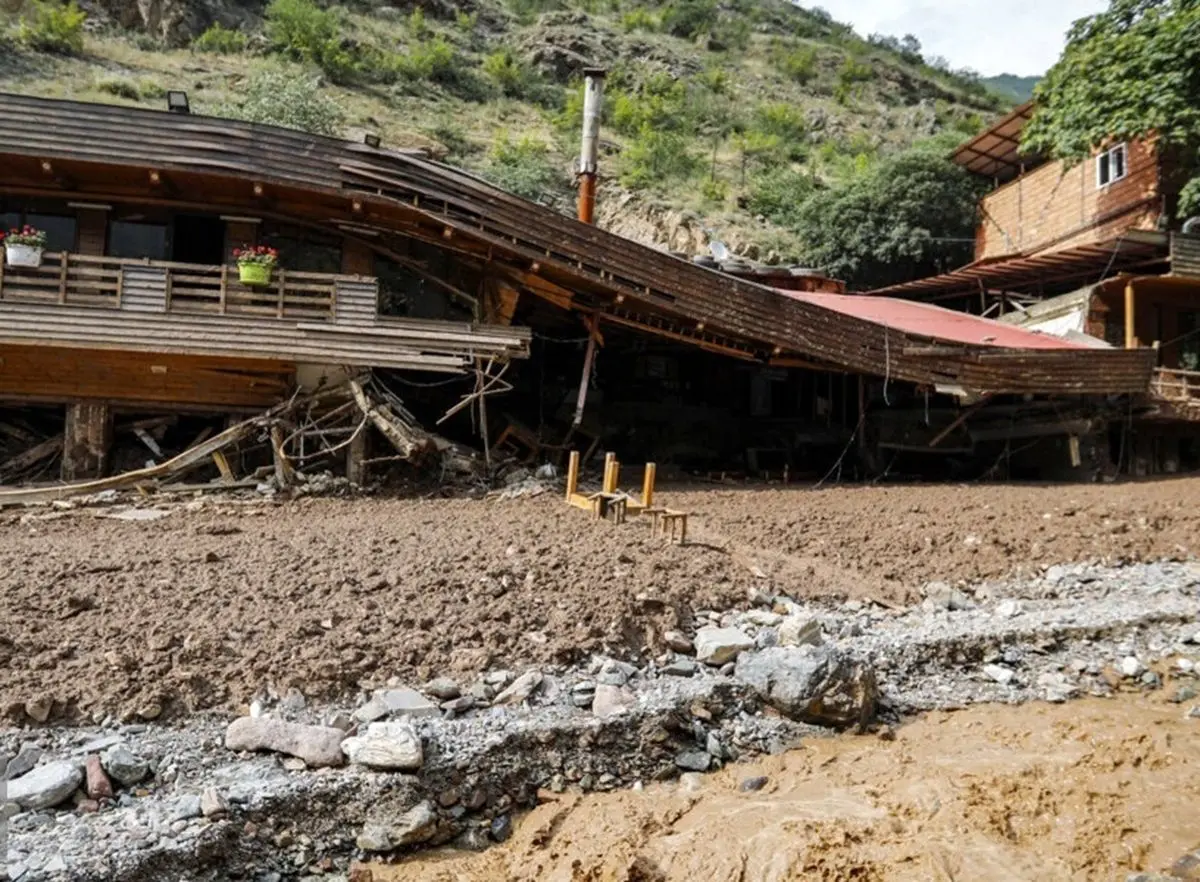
[281,757,307,772]
[24,696,53,724]
[353,696,391,724]
[591,684,635,718]
[663,630,693,654]
[43,856,67,874]
[923,582,976,612]
[224,717,346,768]
[8,761,84,810]
[674,751,711,773]
[326,712,355,732]
[738,776,768,792]
[694,626,755,666]
[877,725,896,742]
[279,688,307,712]
[101,745,148,786]
[200,788,229,818]
[1178,658,1196,674]
[454,828,491,851]
[1172,686,1198,704]
[358,801,438,852]
[425,677,461,701]
[484,670,513,687]
[341,721,423,771]
[663,659,697,677]
[441,696,476,716]
[1120,656,1146,678]
[570,682,596,709]
[996,599,1023,618]
[678,772,704,792]
[741,610,783,627]
[778,616,823,648]
[5,746,43,780]
[378,687,440,718]
[705,732,726,759]
[493,671,544,705]
[84,754,113,801]
[1036,672,1078,703]
[489,814,513,842]
[983,664,1016,685]
[735,646,878,728]
[171,794,202,821]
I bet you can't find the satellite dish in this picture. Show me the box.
[709,240,729,261]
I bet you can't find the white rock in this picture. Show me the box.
[341,721,423,771]
[740,610,783,627]
[591,684,636,718]
[778,615,823,647]
[493,671,544,705]
[377,687,440,718]
[101,745,149,786]
[1120,656,1145,678]
[7,761,83,810]
[200,788,229,818]
[996,599,1023,618]
[694,626,755,666]
[1178,658,1196,674]
[662,630,694,654]
[224,716,346,768]
[983,664,1016,685]
[353,696,391,724]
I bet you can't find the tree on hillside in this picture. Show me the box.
[789,140,985,289]
[1022,0,1200,217]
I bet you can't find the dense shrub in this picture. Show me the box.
[618,124,701,188]
[660,0,718,38]
[620,8,659,32]
[776,44,817,83]
[482,48,534,98]
[745,165,817,224]
[265,0,357,83]
[216,68,344,136]
[479,135,571,205]
[18,0,86,55]
[95,76,141,100]
[192,23,248,54]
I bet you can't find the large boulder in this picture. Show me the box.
[694,626,754,666]
[224,716,346,768]
[734,646,877,729]
[7,761,83,810]
[341,721,423,771]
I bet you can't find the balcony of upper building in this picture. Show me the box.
[0,203,530,373]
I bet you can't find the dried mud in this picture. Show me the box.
[3,477,1199,722]
[367,694,1200,882]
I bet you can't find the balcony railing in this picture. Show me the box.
[1152,367,1200,404]
[0,252,340,321]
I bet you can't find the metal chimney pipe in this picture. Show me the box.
[577,67,606,224]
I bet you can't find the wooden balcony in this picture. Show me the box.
[0,252,337,321]
[1152,367,1200,403]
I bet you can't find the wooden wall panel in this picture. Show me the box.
[341,238,375,275]
[978,139,1162,260]
[0,344,294,409]
[224,220,259,264]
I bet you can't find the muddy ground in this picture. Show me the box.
[365,693,1200,882]
[2,477,1199,723]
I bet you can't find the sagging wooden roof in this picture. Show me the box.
[0,92,1157,395]
[951,101,1040,182]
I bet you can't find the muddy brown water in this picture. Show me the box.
[361,694,1200,882]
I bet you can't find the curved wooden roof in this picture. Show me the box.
[0,92,1156,395]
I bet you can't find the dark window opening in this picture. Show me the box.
[108,220,169,260]
[172,214,226,265]
[258,224,342,274]
[1180,310,1200,372]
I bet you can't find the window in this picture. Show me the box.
[108,221,168,260]
[0,209,77,252]
[1096,143,1127,188]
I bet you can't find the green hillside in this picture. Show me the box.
[1,0,1009,277]
[982,73,1039,103]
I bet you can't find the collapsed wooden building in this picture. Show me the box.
[0,91,1178,490]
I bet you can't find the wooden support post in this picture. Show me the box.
[642,462,656,507]
[566,450,580,500]
[212,450,235,483]
[1124,281,1138,349]
[270,424,295,488]
[602,451,618,494]
[277,268,287,318]
[62,402,112,481]
[58,251,69,304]
[219,265,228,314]
[346,424,367,484]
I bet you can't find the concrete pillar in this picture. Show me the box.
[62,402,112,481]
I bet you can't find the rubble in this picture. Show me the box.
[694,627,755,666]
[341,722,424,771]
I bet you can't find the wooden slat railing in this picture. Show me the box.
[1152,367,1200,403]
[0,252,339,321]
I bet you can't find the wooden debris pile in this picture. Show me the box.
[0,374,485,507]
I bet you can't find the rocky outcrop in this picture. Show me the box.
[80,0,265,46]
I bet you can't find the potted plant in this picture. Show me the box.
[233,244,279,286]
[2,225,48,268]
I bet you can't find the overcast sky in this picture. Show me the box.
[812,0,1107,76]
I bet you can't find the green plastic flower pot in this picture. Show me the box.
[239,262,273,287]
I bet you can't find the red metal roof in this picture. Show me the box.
[780,290,1087,350]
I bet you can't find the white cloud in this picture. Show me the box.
[809,0,1107,76]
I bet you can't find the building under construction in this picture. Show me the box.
[0,87,1188,493]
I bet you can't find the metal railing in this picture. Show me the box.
[0,252,338,321]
